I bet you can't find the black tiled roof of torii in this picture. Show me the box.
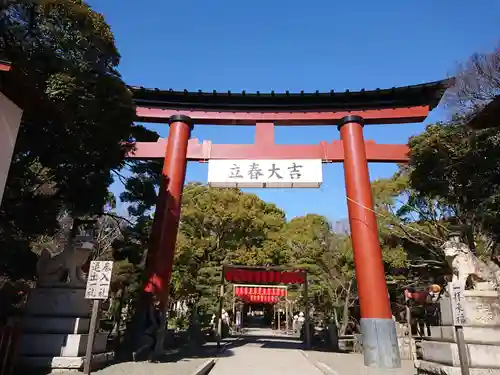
[467,95,500,129]
[128,78,452,111]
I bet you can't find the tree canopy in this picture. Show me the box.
[0,1,154,280]
[171,184,287,312]
[407,119,500,257]
[445,42,500,117]
[406,44,500,256]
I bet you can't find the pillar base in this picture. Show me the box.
[360,318,401,369]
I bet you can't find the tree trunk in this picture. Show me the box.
[111,287,125,335]
[339,280,353,336]
[333,308,339,327]
[465,224,477,255]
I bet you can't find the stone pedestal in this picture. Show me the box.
[18,286,112,371]
[416,289,500,375]
[395,321,413,360]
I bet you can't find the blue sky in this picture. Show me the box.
[88,0,499,221]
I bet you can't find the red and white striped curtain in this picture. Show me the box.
[234,286,286,304]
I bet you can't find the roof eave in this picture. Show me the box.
[129,79,451,112]
[0,60,11,72]
[468,96,500,129]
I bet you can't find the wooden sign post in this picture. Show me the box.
[83,261,114,374]
[449,282,470,375]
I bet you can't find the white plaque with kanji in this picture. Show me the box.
[207,159,323,188]
[450,282,467,326]
[85,261,113,300]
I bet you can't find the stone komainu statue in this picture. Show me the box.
[36,234,94,286]
[442,233,500,291]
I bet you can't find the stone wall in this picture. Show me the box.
[417,290,500,375]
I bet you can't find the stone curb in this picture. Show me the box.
[198,337,243,374]
[299,350,340,375]
[186,339,240,375]
[215,338,243,356]
[299,349,310,360]
[188,358,215,375]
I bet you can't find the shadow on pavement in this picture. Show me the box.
[220,332,306,351]
[230,329,348,353]
[152,340,237,363]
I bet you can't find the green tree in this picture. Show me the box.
[0,0,148,283]
[408,118,500,254]
[276,214,353,330]
[172,184,287,314]
[372,170,450,269]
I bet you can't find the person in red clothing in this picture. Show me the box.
[405,284,442,336]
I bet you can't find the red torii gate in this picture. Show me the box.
[129,80,449,368]
[233,286,286,332]
[223,265,307,345]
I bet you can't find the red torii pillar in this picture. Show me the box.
[339,115,400,368]
[144,115,193,308]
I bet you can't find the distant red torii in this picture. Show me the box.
[221,265,310,343]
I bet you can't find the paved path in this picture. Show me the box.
[303,350,417,375]
[59,358,212,375]
[210,330,323,375]
[46,330,418,375]
[45,341,223,375]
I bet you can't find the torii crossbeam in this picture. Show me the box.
[129,123,409,162]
